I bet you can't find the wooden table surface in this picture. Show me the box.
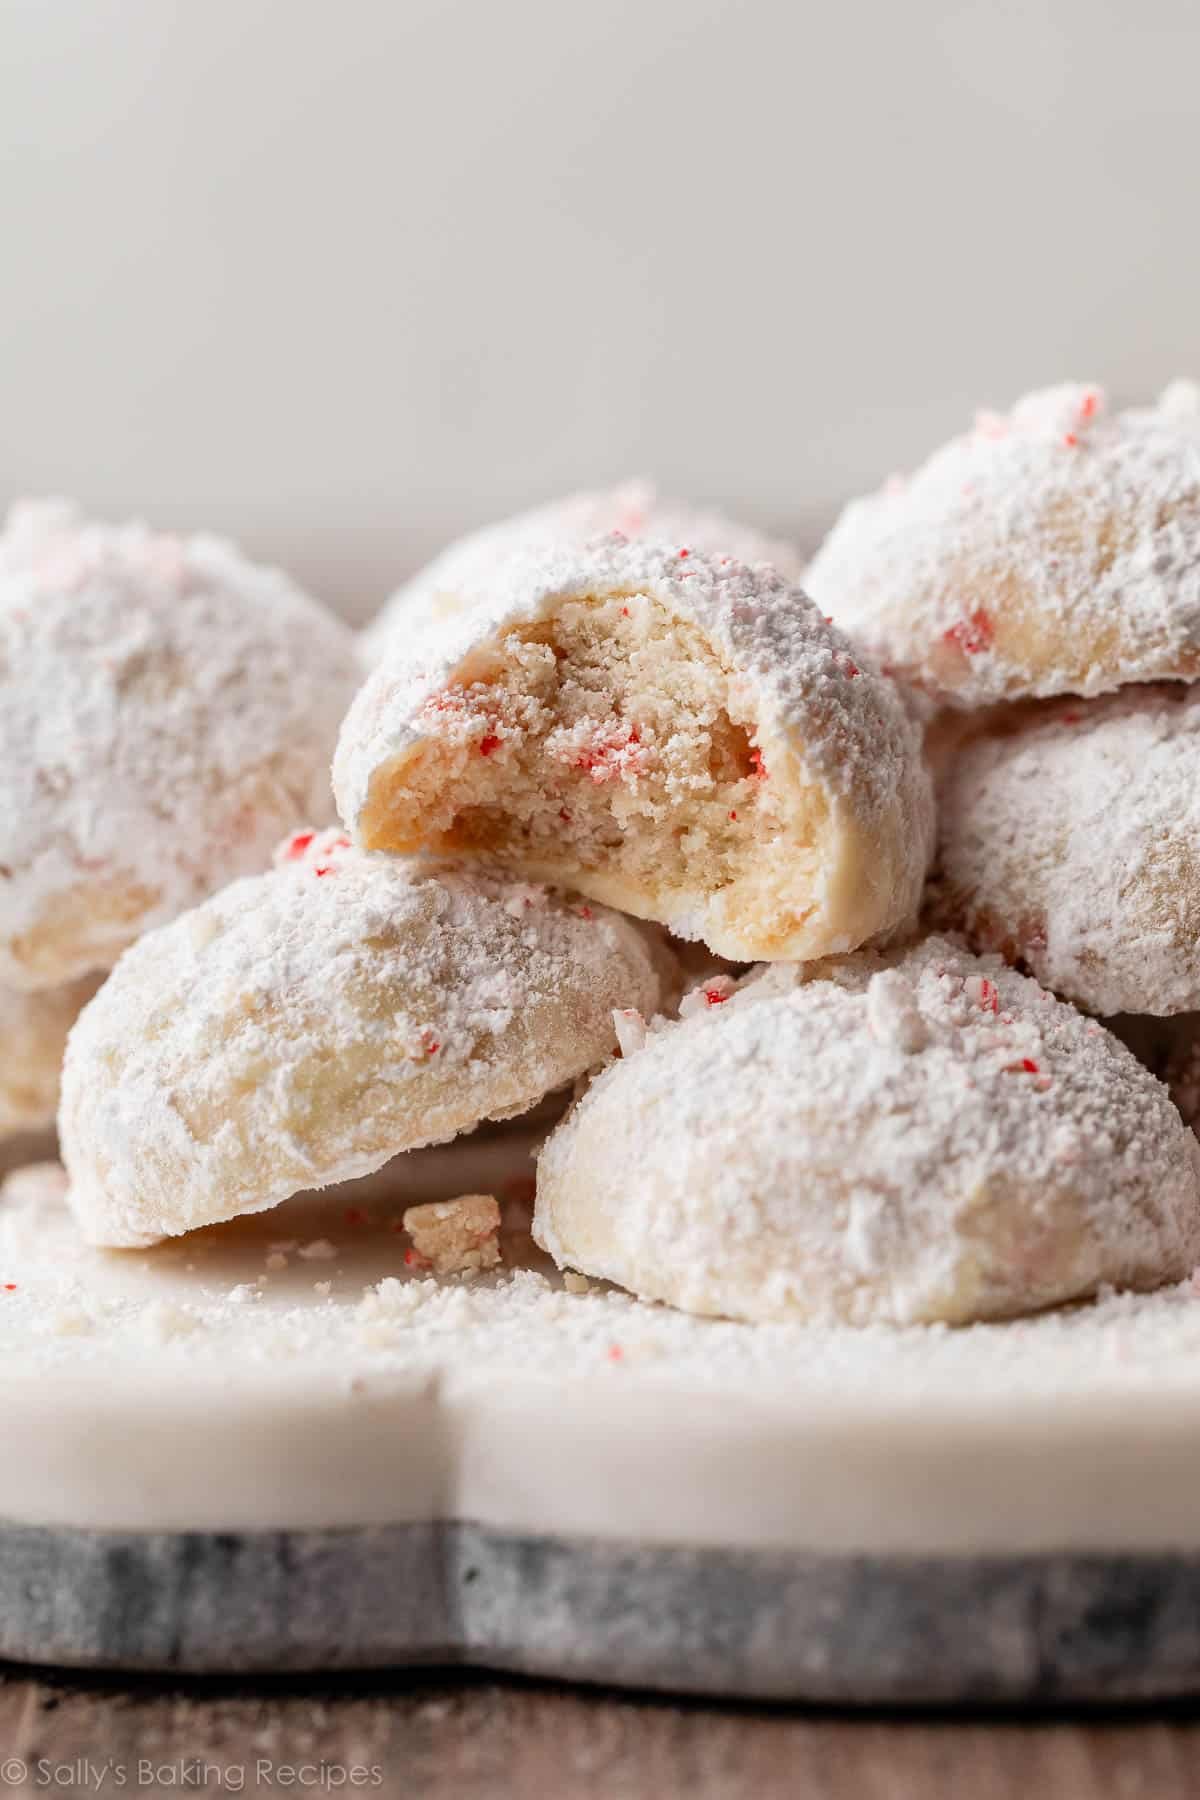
[2,1670,1198,1799]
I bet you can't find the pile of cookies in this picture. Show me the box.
[6,379,1200,1331]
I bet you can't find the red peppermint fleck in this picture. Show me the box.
[558,807,572,824]
[621,606,631,617]
[749,747,768,780]
[1059,710,1082,725]
[404,1247,431,1271]
[421,1028,441,1056]
[573,722,645,783]
[579,905,594,921]
[943,609,994,655]
[478,733,501,757]
[607,1344,624,1362]
[843,659,860,678]
[728,810,738,822]
[979,978,999,1015]
[703,986,730,1007]
[313,864,337,877]
[1062,432,1078,448]
[2,1283,16,1292]
[1005,1058,1040,1075]
[678,547,690,559]
[284,831,315,860]
[1079,391,1099,420]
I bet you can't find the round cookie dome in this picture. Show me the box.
[0,974,101,1141]
[933,684,1200,1016]
[534,937,1200,1327]
[336,537,934,963]
[360,480,805,663]
[0,499,361,990]
[59,829,671,1247]
[806,383,1200,708]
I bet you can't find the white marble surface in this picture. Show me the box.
[5,1128,1200,1553]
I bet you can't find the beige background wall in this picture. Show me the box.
[2,0,1196,623]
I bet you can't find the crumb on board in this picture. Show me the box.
[402,1194,502,1276]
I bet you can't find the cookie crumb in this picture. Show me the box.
[403,1194,502,1276]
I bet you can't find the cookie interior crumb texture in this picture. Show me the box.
[403,1194,502,1275]
[337,539,934,962]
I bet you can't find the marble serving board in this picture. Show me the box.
[5,1124,1200,1701]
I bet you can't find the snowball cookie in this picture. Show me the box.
[335,538,934,963]
[59,828,669,1248]
[360,479,805,662]
[933,684,1200,1016]
[535,937,1200,1327]
[807,382,1200,709]
[0,499,361,990]
[0,975,101,1141]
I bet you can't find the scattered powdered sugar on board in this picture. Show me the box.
[8,1156,1200,1414]
[0,498,361,988]
[534,936,1200,1327]
[933,684,1200,1016]
[807,382,1200,707]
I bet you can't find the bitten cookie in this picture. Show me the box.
[807,382,1200,708]
[0,975,101,1141]
[933,685,1200,1015]
[59,829,670,1247]
[534,938,1200,1327]
[335,538,934,962]
[360,480,805,662]
[0,499,361,989]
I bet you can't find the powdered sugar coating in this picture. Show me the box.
[0,975,100,1140]
[807,383,1200,707]
[0,499,361,990]
[535,937,1200,1327]
[934,685,1200,1015]
[336,537,934,961]
[59,829,670,1247]
[360,480,805,663]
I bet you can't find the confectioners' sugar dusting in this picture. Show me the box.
[0,499,361,989]
[59,830,669,1248]
[934,685,1200,1016]
[807,383,1200,706]
[0,974,101,1138]
[360,480,806,661]
[335,537,933,961]
[535,936,1200,1327]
